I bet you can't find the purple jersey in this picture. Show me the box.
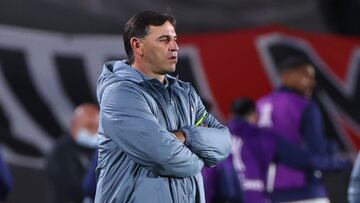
[257,91,310,190]
[202,156,243,203]
[228,118,277,203]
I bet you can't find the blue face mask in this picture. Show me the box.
[75,129,98,148]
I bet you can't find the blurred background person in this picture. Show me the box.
[46,103,99,203]
[203,96,342,203]
[257,57,352,203]
[82,152,97,203]
[0,147,12,203]
[202,155,243,203]
[228,97,281,203]
[228,97,349,203]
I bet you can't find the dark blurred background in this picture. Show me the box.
[0,0,359,35]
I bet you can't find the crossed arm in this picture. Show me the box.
[171,87,231,167]
[174,88,232,167]
[100,82,231,178]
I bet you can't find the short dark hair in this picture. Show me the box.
[278,56,312,74]
[123,11,176,64]
[230,97,256,117]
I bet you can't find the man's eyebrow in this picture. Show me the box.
[157,34,177,40]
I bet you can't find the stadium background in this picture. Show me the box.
[1,0,360,202]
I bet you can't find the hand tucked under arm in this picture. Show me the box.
[173,130,186,144]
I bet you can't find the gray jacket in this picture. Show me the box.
[95,60,231,203]
[349,152,360,203]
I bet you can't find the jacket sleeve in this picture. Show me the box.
[348,152,360,203]
[99,82,204,178]
[181,87,231,167]
[276,131,351,171]
[300,102,352,171]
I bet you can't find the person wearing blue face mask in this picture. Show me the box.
[75,128,98,148]
[46,103,99,203]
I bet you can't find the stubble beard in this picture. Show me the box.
[156,65,176,75]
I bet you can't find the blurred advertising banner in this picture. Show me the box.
[0,25,359,168]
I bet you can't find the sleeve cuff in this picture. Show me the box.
[182,126,195,147]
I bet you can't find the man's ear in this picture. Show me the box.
[130,37,143,57]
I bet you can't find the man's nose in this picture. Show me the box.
[169,40,179,51]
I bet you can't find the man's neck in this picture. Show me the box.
[131,62,165,83]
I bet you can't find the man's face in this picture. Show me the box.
[140,21,178,75]
[294,65,316,97]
